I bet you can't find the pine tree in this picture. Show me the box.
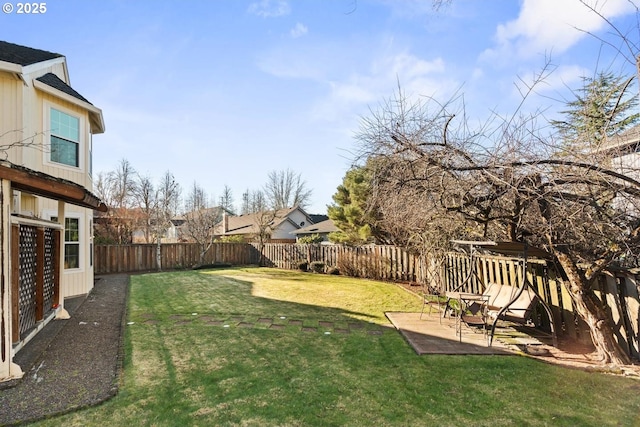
[552,71,639,154]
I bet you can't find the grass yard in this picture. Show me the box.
[32,267,640,426]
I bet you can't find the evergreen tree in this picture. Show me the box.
[328,165,376,245]
[552,71,639,154]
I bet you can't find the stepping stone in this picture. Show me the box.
[258,318,272,324]
[205,320,224,326]
[269,324,285,330]
[349,323,364,329]
[169,314,186,320]
[334,328,350,334]
[175,320,191,325]
[318,321,334,328]
[288,319,302,326]
[238,322,253,328]
[199,316,214,322]
[230,316,244,322]
[302,327,317,333]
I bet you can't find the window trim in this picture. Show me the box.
[46,211,84,272]
[43,102,85,172]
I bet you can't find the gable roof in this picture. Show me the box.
[216,206,312,236]
[602,124,640,154]
[309,214,329,223]
[36,73,92,104]
[0,40,62,66]
[291,219,339,235]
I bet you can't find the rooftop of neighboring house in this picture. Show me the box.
[216,206,312,236]
[309,214,329,224]
[291,218,339,235]
[601,124,640,155]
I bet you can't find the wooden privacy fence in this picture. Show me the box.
[95,243,426,280]
[94,243,258,274]
[256,243,426,282]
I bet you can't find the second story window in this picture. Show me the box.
[50,108,80,167]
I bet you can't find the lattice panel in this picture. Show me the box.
[43,227,55,312]
[18,225,37,337]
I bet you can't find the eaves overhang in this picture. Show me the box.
[33,79,105,134]
[0,162,107,212]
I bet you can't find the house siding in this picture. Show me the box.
[41,200,94,297]
[0,72,22,163]
[2,59,97,299]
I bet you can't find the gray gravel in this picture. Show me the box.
[0,274,129,426]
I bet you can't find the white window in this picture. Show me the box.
[52,216,81,269]
[49,107,80,168]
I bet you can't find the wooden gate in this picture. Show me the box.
[11,222,60,342]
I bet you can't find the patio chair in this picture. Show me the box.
[419,281,444,319]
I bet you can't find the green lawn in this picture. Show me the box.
[33,267,640,426]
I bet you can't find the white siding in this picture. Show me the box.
[0,72,22,165]
[41,200,94,297]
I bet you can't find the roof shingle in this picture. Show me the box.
[36,73,92,105]
[0,40,62,66]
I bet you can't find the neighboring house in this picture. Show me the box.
[598,125,640,215]
[214,206,314,243]
[164,216,186,243]
[291,218,339,243]
[0,41,106,381]
[601,125,640,174]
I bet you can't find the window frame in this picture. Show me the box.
[44,102,85,171]
[49,213,83,271]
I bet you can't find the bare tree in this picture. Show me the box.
[357,85,637,365]
[181,182,223,266]
[218,184,235,214]
[184,181,208,212]
[94,159,139,244]
[152,171,181,269]
[241,188,268,214]
[134,174,155,243]
[263,168,312,210]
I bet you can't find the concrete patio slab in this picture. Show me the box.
[386,312,517,355]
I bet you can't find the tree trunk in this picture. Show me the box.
[555,252,631,366]
[156,239,162,271]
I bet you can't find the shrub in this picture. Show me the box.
[327,267,340,275]
[297,261,309,271]
[310,261,325,273]
[298,234,324,244]
[336,252,389,280]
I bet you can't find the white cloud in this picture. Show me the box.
[485,0,635,60]
[247,0,291,18]
[290,22,308,38]
[313,52,455,122]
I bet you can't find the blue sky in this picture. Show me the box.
[2,0,639,214]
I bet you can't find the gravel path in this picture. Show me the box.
[0,274,129,426]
